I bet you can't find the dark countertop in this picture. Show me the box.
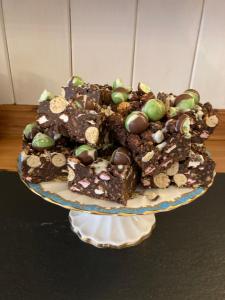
[0,172,225,300]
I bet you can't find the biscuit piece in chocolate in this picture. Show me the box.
[21,144,69,183]
[63,105,105,145]
[37,96,69,137]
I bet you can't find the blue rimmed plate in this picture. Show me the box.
[18,154,212,216]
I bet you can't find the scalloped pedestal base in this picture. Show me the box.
[69,211,156,248]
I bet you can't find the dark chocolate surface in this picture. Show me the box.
[68,158,136,204]
[0,171,225,300]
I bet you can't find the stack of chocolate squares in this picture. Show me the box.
[21,76,218,205]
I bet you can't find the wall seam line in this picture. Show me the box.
[0,0,16,104]
[131,0,139,88]
[188,0,206,88]
[68,0,73,77]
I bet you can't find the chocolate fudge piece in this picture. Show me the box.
[63,105,105,145]
[21,146,70,183]
[22,122,75,151]
[62,76,113,106]
[21,78,218,202]
[174,150,215,188]
[141,148,215,189]
[62,77,101,104]
[37,96,69,138]
[99,84,113,105]
[107,113,191,179]
[164,94,218,143]
[68,147,136,205]
[21,129,72,183]
[189,103,218,144]
[37,94,106,146]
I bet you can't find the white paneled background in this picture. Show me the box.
[0,0,224,108]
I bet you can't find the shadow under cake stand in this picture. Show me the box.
[18,157,212,249]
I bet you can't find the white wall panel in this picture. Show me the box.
[133,0,203,95]
[0,0,14,103]
[2,0,71,104]
[0,0,224,108]
[191,0,225,108]
[71,0,137,86]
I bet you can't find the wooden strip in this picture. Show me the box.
[0,105,224,140]
[133,0,203,94]
[0,105,224,172]
[211,110,225,141]
[0,0,14,103]
[0,105,36,138]
[190,0,225,108]
[0,136,21,171]
[70,0,137,86]
[0,104,37,111]
[205,140,225,173]
[2,0,71,104]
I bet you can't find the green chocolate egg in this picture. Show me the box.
[182,117,191,139]
[138,82,151,94]
[32,133,55,150]
[111,88,128,104]
[142,99,166,121]
[39,89,53,102]
[112,78,124,90]
[71,76,84,87]
[75,144,97,165]
[23,123,37,139]
[167,107,179,118]
[184,89,200,104]
[125,111,149,134]
[175,94,196,112]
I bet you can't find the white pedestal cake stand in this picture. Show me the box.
[18,156,211,249]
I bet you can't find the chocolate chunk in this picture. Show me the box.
[75,144,97,165]
[125,111,149,134]
[140,92,155,103]
[111,147,131,165]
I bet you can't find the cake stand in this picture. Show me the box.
[18,156,213,249]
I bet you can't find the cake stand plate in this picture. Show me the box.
[18,156,213,248]
[69,212,156,248]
